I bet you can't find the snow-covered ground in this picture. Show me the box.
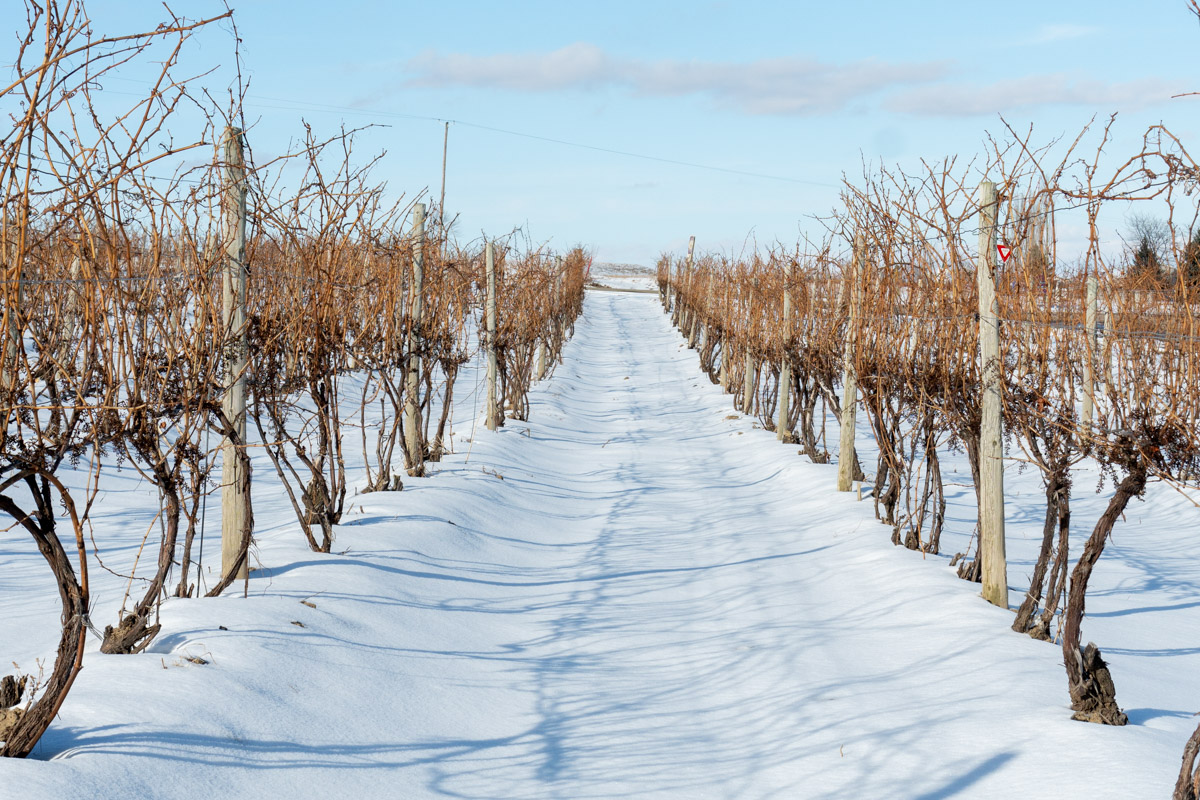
[589,261,656,292]
[2,288,1198,798]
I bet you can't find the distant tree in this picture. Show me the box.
[1122,213,1170,285]
[1179,227,1200,288]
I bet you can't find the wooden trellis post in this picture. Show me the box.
[687,239,701,348]
[719,336,729,390]
[536,258,551,381]
[403,203,426,476]
[668,259,677,318]
[1082,274,1098,431]
[742,277,757,413]
[55,254,81,380]
[742,349,755,412]
[485,241,500,431]
[220,126,250,581]
[837,234,863,492]
[680,235,695,332]
[976,180,1008,609]
[555,256,568,353]
[1103,304,1115,390]
[777,259,793,442]
[1,243,22,392]
[702,269,716,352]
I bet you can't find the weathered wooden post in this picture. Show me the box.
[485,241,500,431]
[700,269,716,353]
[741,277,757,413]
[1082,273,1098,431]
[1103,304,1115,391]
[687,241,702,348]
[777,259,793,442]
[666,257,675,315]
[403,203,426,476]
[742,349,755,412]
[977,180,1008,609]
[671,256,681,327]
[555,256,568,348]
[680,236,695,332]
[718,277,729,391]
[1,241,22,393]
[536,259,549,382]
[55,254,81,379]
[687,287,701,348]
[536,338,548,381]
[220,126,251,582]
[718,327,729,390]
[837,235,863,492]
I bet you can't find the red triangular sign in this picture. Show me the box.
[997,243,1012,263]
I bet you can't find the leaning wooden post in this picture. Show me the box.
[403,203,426,476]
[976,180,1008,609]
[1081,273,1098,431]
[837,235,863,492]
[777,259,793,442]
[485,241,500,431]
[220,126,250,582]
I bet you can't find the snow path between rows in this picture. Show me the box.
[5,288,1188,798]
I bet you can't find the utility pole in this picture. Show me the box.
[439,121,449,251]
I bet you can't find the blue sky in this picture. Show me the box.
[8,1,1200,264]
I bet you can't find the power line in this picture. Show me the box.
[449,119,839,187]
[230,91,840,188]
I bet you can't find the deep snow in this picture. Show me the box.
[2,283,1198,799]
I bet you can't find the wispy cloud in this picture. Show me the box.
[885,75,1184,116]
[404,43,950,115]
[398,43,1177,119]
[1021,23,1101,45]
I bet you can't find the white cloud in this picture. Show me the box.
[401,43,1180,119]
[406,43,615,92]
[1022,23,1101,45]
[404,43,950,116]
[885,75,1184,116]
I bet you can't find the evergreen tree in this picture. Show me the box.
[1180,228,1200,288]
